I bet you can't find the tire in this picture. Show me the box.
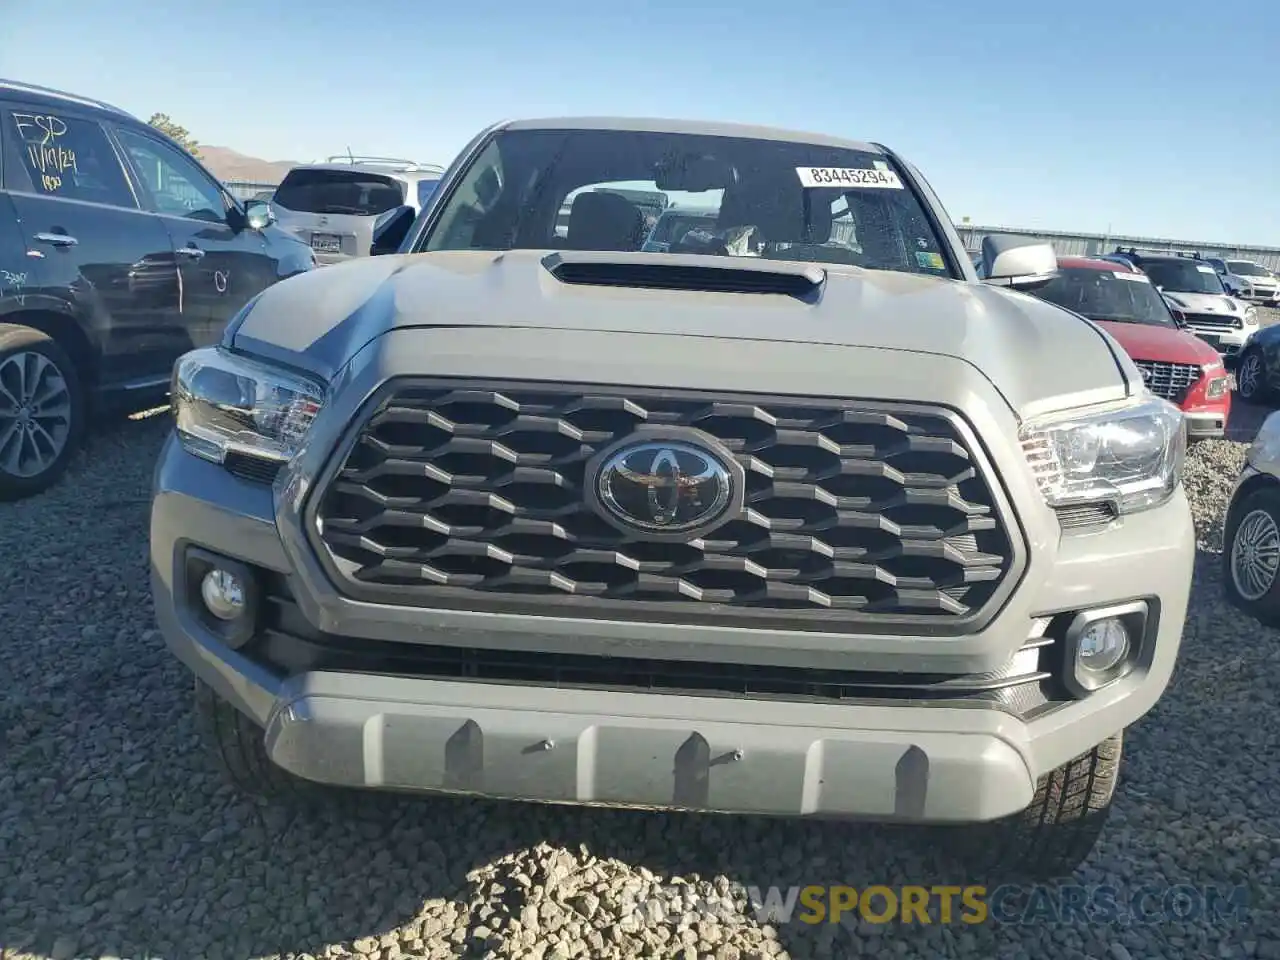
[1222,484,1280,626]
[0,324,85,501]
[958,733,1122,882]
[1235,347,1270,404]
[194,678,300,799]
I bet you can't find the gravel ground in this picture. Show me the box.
[2,394,1279,959]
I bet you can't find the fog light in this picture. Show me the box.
[1076,617,1130,673]
[200,568,246,621]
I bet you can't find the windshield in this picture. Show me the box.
[421,128,954,277]
[1140,259,1226,294]
[273,169,407,216]
[1227,260,1268,277]
[1033,267,1177,327]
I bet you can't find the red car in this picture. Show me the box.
[1028,256,1230,440]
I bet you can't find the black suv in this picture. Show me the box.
[0,79,315,500]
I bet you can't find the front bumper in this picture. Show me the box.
[1184,408,1228,440]
[153,478,1194,823]
[151,328,1196,823]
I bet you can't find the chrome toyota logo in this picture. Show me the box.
[592,439,735,535]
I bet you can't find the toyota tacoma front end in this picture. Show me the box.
[150,117,1194,879]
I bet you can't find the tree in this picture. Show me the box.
[147,113,200,158]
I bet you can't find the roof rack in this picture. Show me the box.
[0,78,131,117]
[1112,244,1197,260]
[321,154,445,173]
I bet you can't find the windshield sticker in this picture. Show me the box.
[1113,271,1151,282]
[1196,265,1216,274]
[796,167,902,189]
[873,160,890,172]
[916,251,945,269]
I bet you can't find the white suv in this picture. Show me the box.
[270,156,446,265]
[1205,257,1280,306]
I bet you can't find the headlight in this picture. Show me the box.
[1245,306,1259,326]
[1206,374,1229,399]
[1019,396,1186,515]
[172,346,324,468]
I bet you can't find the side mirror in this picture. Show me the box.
[980,235,1058,291]
[371,205,416,256]
[243,198,275,231]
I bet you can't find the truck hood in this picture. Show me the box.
[1093,319,1222,366]
[230,249,1137,420]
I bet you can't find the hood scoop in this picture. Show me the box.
[540,251,826,302]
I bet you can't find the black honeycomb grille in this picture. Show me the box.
[309,380,1022,633]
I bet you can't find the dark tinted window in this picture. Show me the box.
[273,169,406,215]
[4,108,134,208]
[1140,259,1226,294]
[423,128,954,277]
[1033,267,1176,327]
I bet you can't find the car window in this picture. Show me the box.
[1032,267,1176,327]
[1140,259,1226,294]
[1227,260,1267,277]
[113,126,228,223]
[273,169,407,216]
[421,128,954,278]
[4,108,135,208]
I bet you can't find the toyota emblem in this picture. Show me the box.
[586,435,742,540]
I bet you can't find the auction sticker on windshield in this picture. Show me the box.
[1114,272,1151,282]
[797,167,902,189]
[1196,265,1217,274]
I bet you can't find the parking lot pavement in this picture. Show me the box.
[1,410,1278,960]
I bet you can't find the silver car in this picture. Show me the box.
[153,116,1194,881]
[270,156,445,265]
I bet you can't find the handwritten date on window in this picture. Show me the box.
[12,113,79,192]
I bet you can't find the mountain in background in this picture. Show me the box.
[199,145,299,185]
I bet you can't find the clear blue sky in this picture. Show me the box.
[4,0,1279,244]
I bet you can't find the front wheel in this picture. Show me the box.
[957,734,1121,881]
[1236,348,1270,404]
[194,679,302,800]
[0,325,85,501]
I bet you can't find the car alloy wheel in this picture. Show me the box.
[1230,507,1280,601]
[1238,351,1264,400]
[0,348,73,479]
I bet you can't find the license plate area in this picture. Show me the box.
[311,233,343,254]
